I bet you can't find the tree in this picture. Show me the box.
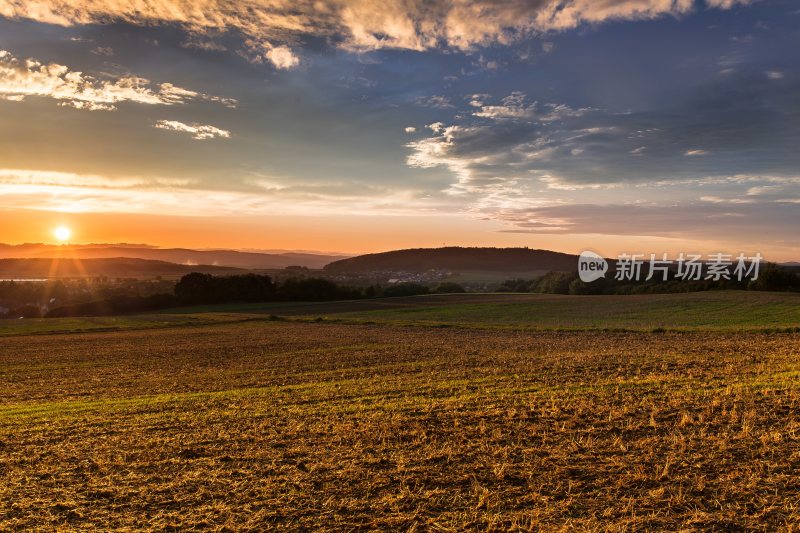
[748,263,800,292]
[434,282,466,293]
[535,272,576,294]
[279,278,342,301]
[174,273,275,304]
[174,272,217,305]
[382,283,430,297]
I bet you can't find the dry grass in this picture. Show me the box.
[1,322,799,530]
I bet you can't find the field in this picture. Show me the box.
[316,291,800,331]
[1,292,799,530]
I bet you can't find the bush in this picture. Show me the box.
[434,282,466,293]
[382,283,430,297]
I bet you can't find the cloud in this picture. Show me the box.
[0,0,754,64]
[404,126,416,133]
[491,201,797,245]
[467,93,490,108]
[470,174,799,249]
[471,93,590,122]
[90,46,114,56]
[0,168,438,217]
[59,100,116,111]
[746,185,784,196]
[540,176,619,191]
[765,70,784,80]
[0,168,195,188]
[473,92,536,120]
[404,73,799,241]
[265,45,300,70]
[181,38,228,52]
[699,195,753,204]
[406,93,606,195]
[473,55,500,71]
[0,50,237,110]
[158,83,238,108]
[241,40,302,69]
[406,68,800,198]
[154,120,231,140]
[416,95,454,109]
[705,0,753,7]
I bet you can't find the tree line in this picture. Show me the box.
[5,262,797,318]
[41,274,462,318]
[497,263,800,295]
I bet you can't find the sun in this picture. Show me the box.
[54,226,72,243]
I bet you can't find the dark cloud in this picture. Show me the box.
[408,70,800,193]
[495,201,798,241]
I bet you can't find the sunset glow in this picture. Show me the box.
[0,1,797,260]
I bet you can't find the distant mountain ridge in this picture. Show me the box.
[0,244,347,269]
[0,258,241,279]
[323,247,581,273]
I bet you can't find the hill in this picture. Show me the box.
[0,257,241,279]
[0,244,346,269]
[323,247,579,273]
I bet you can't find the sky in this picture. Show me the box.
[0,0,798,260]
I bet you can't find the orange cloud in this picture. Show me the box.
[0,50,237,110]
[0,0,754,65]
[154,120,231,140]
[0,168,440,217]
